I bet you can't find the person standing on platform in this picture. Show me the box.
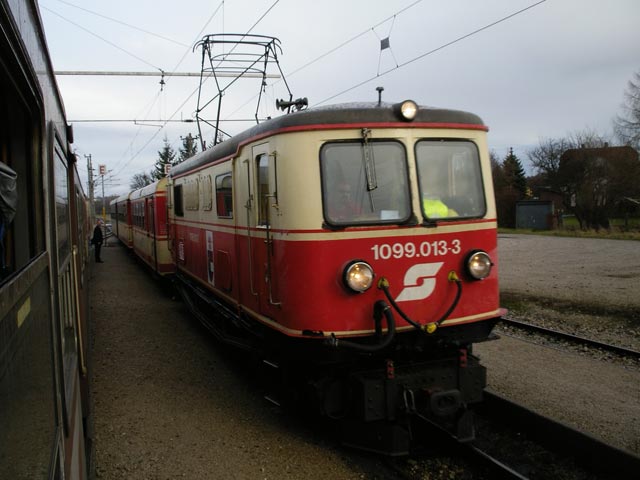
[92,219,104,263]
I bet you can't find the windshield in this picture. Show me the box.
[321,140,410,226]
[415,140,485,220]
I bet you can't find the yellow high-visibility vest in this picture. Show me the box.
[423,198,449,218]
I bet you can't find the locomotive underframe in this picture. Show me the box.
[174,271,498,455]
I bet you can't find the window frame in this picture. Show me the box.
[414,138,487,221]
[320,139,412,227]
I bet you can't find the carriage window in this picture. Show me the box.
[321,140,410,226]
[415,140,485,220]
[202,175,213,211]
[215,173,233,218]
[185,179,199,211]
[173,184,184,217]
[54,145,70,265]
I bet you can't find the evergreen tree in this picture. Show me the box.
[178,133,198,163]
[502,147,528,198]
[492,148,529,228]
[154,136,176,179]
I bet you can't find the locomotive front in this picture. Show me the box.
[266,101,503,454]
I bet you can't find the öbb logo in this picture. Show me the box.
[395,262,444,302]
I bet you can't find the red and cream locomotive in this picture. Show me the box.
[114,98,503,454]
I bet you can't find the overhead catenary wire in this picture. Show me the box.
[52,1,546,191]
[42,0,228,180]
[45,0,190,48]
[111,1,227,180]
[113,1,282,181]
[225,0,426,120]
[285,0,424,79]
[317,0,548,105]
[40,5,163,72]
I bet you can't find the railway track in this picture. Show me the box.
[498,317,640,359]
[387,390,640,479]
[473,390,640,478]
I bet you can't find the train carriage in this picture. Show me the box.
[130,177,173,275]
[110,191,132,248]
[167,99,504,453]
[0,0,92,477]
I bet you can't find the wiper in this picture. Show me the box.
[361,128,377,210]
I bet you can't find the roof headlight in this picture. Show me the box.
[395,100,418,121]
[343,261,374,293]
[465,250,493,280]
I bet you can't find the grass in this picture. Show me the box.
[498,224,640,241]
[499,228,640,241]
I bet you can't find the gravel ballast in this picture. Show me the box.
[89,234,640,478]
[90,244,372,479]
[475,234,640,455]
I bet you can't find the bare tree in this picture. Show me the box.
[129,172,153,190]
[527,137,571,190]
[558,143,639,230]
[614,70,640,149]
[566,128,609,149]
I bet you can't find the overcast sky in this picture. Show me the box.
[39,0,639,197]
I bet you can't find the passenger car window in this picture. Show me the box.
[215,173,233,218]
[321,140,410,226]
[415,140,485,220]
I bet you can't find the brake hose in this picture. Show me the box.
[326,300,396,352]
[377,271,462,334]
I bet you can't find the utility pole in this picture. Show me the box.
[85,154,95,217]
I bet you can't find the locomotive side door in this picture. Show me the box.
[248,143,280,317]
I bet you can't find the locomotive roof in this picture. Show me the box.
[170,102,485,177]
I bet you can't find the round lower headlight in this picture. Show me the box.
[343,261,374,293]
[466,251,492,280]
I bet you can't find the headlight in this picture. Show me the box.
[394,100,418,121]
[465,250,492,280]
[343,261,374,293]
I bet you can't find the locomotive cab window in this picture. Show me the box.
[416,140,486,221]
[215,172,233,218]
[321,140,410,226]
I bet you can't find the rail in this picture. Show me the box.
[499,318,640,359]
[477,390,640,477]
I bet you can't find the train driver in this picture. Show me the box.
[328,182,361,222]
[422,194,458,219]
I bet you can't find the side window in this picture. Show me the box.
[174,184,184,217]
[202,175,213,211]
[256,155,269,226]
[146,199,153,232]
[186,179,199,211]
[53,144,70,264]
[215,172,233,218]
[0,78,43,282]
